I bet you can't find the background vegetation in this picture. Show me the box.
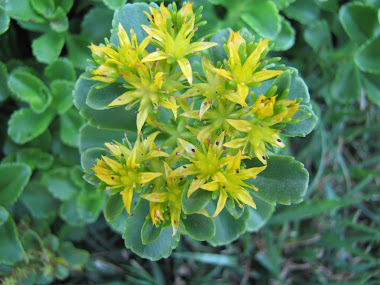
[0,0,379,284]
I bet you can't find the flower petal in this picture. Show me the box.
[226,119,253,132]
[212,189,228,217]
[177,57,193,84]
[200,181,220,191]
[121,187,133,214]
[141,192,169,203]
[238,165,267,180]
[137,172,162,184]
[187,176,206,198]
[141,51,169,62]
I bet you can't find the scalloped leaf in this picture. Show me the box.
[245,195,275,232]
[206,200,250,247]
[21,181,59,219]
[103,0,127,10]
[331,60,361,102]
[54,0,74,14]
[110,2,159,46]
[30,0,55,18]
[45,58,76,82]
[181,186,212,215]
[0,62,9,102]
[81,7,114,44]
[225,200,245,219]
[355,36,380,75]
[123,199,181,261]
[74,77,137,131]
[86,84,126,110]
[304,20,331,52]
[283,104,317,137]
[104,193,126,222]
[0,212,25,265]
[79,123,134,154]
[8,108,55,144]
[270,70,291,100]
[272,17,295,51]
[66,34,91,70]
[15,148,54,170]
[58,241,90,270]
[81,147,107,172]
[339,3,380,45]
[77,186,104,223]
[183,214,215,241]
[5,0,45,23]
[141,218,163,245]
[246,155,309,205]
[283,0,319,24]
[50,80,75,115]
[32,31,65,64]
[0,207,9,227]
[241,0,281,39]
[0,7,10,35]
[45,167,80,201]
[0,163,31,205]
[49,7,69,33]
[8,68,52,113]
[60,107,85,147]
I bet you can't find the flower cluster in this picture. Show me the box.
[89,2,302,238]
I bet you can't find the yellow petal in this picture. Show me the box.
[223,138,247,149]
[235,190,256,209]
[212,189,228,217]
[141,192,169,203]
[187,176,206,198]
[101,155,122,172]
[187,41,218,54]
[177,57,193,84]
[121,187,133,214]
[137,105,150,132]
[177,138,199,157]
[212,68,233,80]
[253,69,283,82]
[108,90,140,107]
[226,119,252,132]
[137,172,162,184]
[141,51,169,62]
[238,165,267,180]
[200,181,220,191]
[237,83,249,104]
[170,205,181,236]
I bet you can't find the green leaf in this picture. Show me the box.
[283,0,319,24]
[49,7,69,33]
[225,201,244,219]
[45,167,80,201]
[246,155,309,205]
[173,252,238,267]
[30,0,55,18]
[241,0,281,39]
[20,181,59,219]
[50,80,75,115]
[77,186,104,223]
[86,84,126,110]
[181,186,212,215]
[60,107,85,147]
[81,7,114,44]
[271,0,295,10]
[284,105,318,137]
[8,108,55,144]
[60,197,84,226]
[355,36,380,75]
[208,29,230,64]
[272,17,295,51]
[207,200,250,246]
[288,74,310,103]
[21,229,43,251]
[45,57,76,83]
[58,241,89,269]
[0,213,25,265]
[54,0,74,14]
[104,193,125,222]
[16,148,54,170]
[0,207,9,227]
[8,68,52,113]
[81,147,107,173]
[304,20,331,52]
[245,195,275,232]
[79,123,132,154]
[339,3,380,45]
[66,34,91,70]
[270,70,291,100]
[32,31,65,64]
[331,60,361,102]
[74,77,138,131]
[4,0,45,22]
[0,6,10,35]
[0,163,31,205]
[141,218,163,245]
[361,73,380,107]
[183,214,215,241]
[103,0,127,10]
[110,3,157,45]
[0,61,9,102]
[123,199,181,261]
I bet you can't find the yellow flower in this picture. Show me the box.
[92,132,168,214]
[141,162,183,236]
[89,23,151,84]
[108,61,185,132]
[212,30,283,105]
[225,119,284,165]
[181,99,250,141]
[200,150,266,217]
[141,2,218,84]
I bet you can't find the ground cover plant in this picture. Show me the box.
[0,0,379,284]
